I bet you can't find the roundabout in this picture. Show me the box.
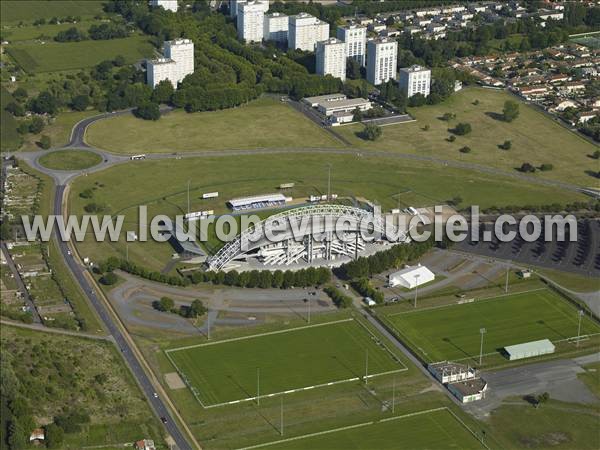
[38,149,103,171]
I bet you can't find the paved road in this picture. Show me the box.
[1,241,42,323]
[52,185,192,450]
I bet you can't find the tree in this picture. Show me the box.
[519,162,536,173]
[29,91,58,115]
[360,123,382,141]
[540,163,553,171]
[452,122,472,136]
[346,57,361,80]
[55,26,86,42]
[134,102,161,120]
[44,424,65,448]
[535,392,550,408]
[29,116,45,134]
[501,140,512,150]
[352,107,363,122]
[188,299,206,318]
[39,135,51,149]
[155,296,174,312]
[441,112,456,121]
[71,94,90,111]
[5,101,25,116]
[100,272,118,285]
[459,146,471,153]
[13,87,28,102]
[502,100,520,122]
[447,135,456,142]
[152,80,175,104]
[17,122,30,135]
[593,150,600,160]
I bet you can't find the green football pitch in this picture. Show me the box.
[385,289,600,363]
[251,408,484,450]
[166,319,404,406]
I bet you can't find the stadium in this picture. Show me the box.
[206,203,410,271]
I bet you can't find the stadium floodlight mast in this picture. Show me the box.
[504,262,510,294]
[326,163,332,202]
[257,367,260,406]
[392,376,396,414]
[365,349,369,385]
[577,309,584,347]
[207,309,211,340]
[280,396,284,436]
[413,274,421,308]
[186,179,191,216]
[479,328,487,365]
[307,297,311,324]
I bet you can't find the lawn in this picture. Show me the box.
[39,149,102,170]
[384,288,600,363]
[268,408,484,450]
[6,35,154,73]
[1,87,22,152]
[166,319,403,406]
[337,87,598,186]
[68,153,588,272]
[0,1,106,24]
[85,97,342,153]
[1,19,99,42]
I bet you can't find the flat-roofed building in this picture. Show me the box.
[150,0,178,12]
[428,361,477,384]
[504,339,555,361]
[317,97,371,116]
[389,264,434,289]
[238,0,268,43]
[336,24,367,66]
[448,378,488,403]
[316,37,346,81]
[289,13,329,51]
[302,93,347,107]
[264,12,288,43]
[399,65,431,98]
[366,38,397,85]
[228,193,287,211]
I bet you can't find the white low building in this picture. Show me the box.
[448,378,488,403]
[317,97,371,116]
[150,0,178,12]
[504,339,555,361]
[389,264,435,289]
[428,361,477,384]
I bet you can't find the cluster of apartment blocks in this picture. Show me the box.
[453,43,600,125]
[231,0,430,94]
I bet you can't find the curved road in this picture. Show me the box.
[7,106,599,450]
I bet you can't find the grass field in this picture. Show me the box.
[166,319,404,406]
[20,109,98,151]
[1,87,22,152]
[6,35,154,73]
[263,408,484,450]
[86,97,342,153]
[384,288,600,363]
[0,1,106,24]
[39,149,102,170]
[337,88,597,186]
[1,19,99,42]
[68,153,587,272]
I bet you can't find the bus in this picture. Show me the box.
[130,154,146,160]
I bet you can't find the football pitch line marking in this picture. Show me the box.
[236,406,488,450]
[164,317,407,408]
[386,287,548,317]
[165,318,354,353]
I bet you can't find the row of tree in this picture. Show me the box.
[55,23,129,42]
[153,296,207,319]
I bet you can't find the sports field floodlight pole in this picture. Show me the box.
[280,396,284,436]
[577,310,584,347]
[392,377,396,414]
[257,368,260,406]
[308,297,311,324]
[504,264,510,293]
[479,328,486,366]
[326,163,332,201]
[187,179,191,215]
[414,274,420,308]
[207,309,211,340]
[365,349,369,385]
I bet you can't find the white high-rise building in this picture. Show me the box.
[366,38,397,85]
[230,0,268,17]
[399,65,431,98]
[263,12,288,43]
[150,0,178,12]
[147,38,194,88]
[316,37,346,81]
[238,1,267,43]
[289,13,329,52]
[336,24,367,66]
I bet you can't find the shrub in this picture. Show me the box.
[100,272,117,285]
[452,122,471,135]
[360,123,382,141]
[501,140,512,150]
[447,135,456,142]
[459,146,471,153]
[540,163,553,171]
[502,100,520,122]
[39,135,51,149]
[519,162,536,173]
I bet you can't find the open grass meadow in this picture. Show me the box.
[86,97,342,152]
[39,149,102,170]
[383,288,600,364]
[268,408,484,450]
[166,319,403,406]
[6,35,154,73]
[0,1,106,24]
[67,152,588,271]
[338,88,598,186]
